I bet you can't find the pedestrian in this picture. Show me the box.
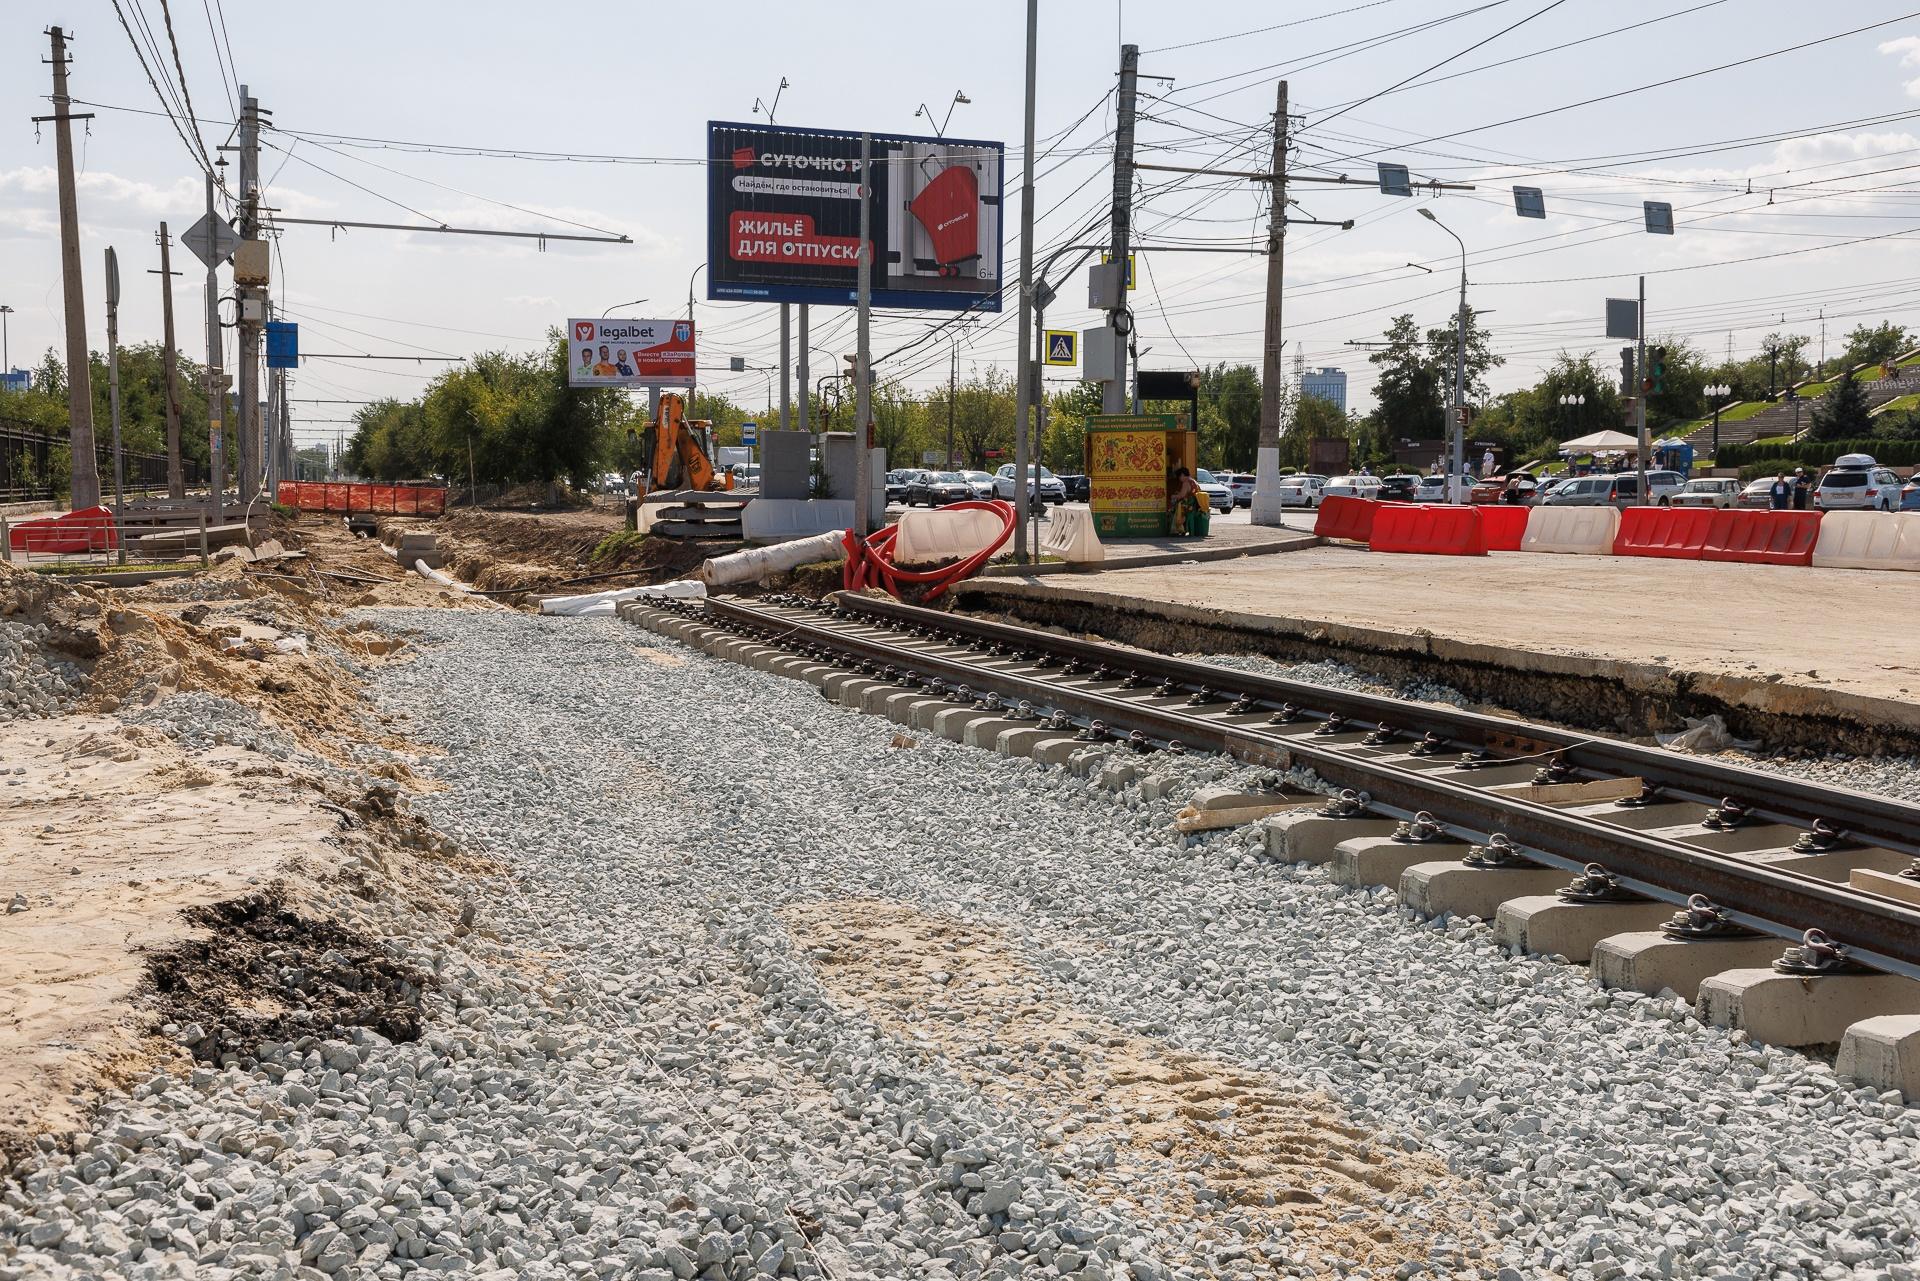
[1482,448,1495,477]
[1168,467,1204,536]
[1359,463,1372,477]
[1769,473,1791,509]
[1790,467,1811,511]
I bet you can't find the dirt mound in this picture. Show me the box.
[149,891,432,1063]
[395,508,723,599]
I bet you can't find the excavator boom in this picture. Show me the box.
[637,392,726,494]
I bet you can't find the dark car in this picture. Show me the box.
[1057,473,1091,502]
[885,469,924,505]
[1378,474,1420,501]
[907,470,972,507]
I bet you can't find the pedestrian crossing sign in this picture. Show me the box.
[1044,330,1077,366]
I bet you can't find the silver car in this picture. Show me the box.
[1667,477,1738,509]
[993,463,1067,505]
[1814,461,1906,511]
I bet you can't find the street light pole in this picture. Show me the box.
[1705,383,1729,460]
[0,304,12,373]
[1419,207,1468,502]
[601,297,650,317]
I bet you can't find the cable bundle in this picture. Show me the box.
[841,500,1016,603]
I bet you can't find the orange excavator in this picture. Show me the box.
[635,391,732,495]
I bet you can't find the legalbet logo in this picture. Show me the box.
[599,324,658,343]
[573,320,595,342]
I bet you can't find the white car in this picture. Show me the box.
[959,470,996,500]
[1667,477,1738,509]
[1275,475,1327,508]
[1644,470,1687,503]
[1323,474,1384,501]
[1412,474,1472,503]
[1192,468,1234,514]
[1815,456,1906,511]
[1226,473,1258,507]
[993,463,1067,505]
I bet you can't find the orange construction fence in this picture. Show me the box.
[1476,504,1530,552]
[1701,509,1822,566]
[1368,502,1487,556]
[1613,506,1713,559]
[276,482,447,516]
[1312,495,1379,543]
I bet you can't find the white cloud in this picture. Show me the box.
[504,294,559,307]
[1879,36,1920,97]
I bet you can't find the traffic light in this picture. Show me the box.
[1650,346,1668,395]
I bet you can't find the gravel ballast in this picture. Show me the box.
[5,606,1920,1280]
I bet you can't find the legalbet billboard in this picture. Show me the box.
[707,121,1003,312]
[566,318,695,388]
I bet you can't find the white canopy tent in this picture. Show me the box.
[1558,429,1640,453]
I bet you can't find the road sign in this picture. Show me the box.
[741,420,758,444]
[181,212,239,270]
[265,321,299,369]
[1512,186,1545,219]
[1044,330,1077,366]
[1605,299,1639,341]
[1643,201,1675,235]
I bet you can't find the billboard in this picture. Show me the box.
[567,318,695,388]
[707,121,1003,312]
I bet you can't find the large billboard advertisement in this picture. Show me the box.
[567,318,695,388]
[707,121,1004,312]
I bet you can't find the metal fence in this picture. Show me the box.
[0,417,211,504]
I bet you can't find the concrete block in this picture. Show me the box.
[1495,896,1677,963]
[821,671,869,702]
[1262,814,1400,865]
[1332,837,1470,890]
[861,683,908,715]
[1069,746,1114,777]
[1838,1015,1920,1101]
[832,678,885,710]
[1590,932,1790,1002]
[962,716,1024,750]
[1399,862,1569,920]
[994,726,1057,758]
[1096,761,1143,791]
[934,706,991,743]
[883,692,935,725]
[911,700,958,733]
[1031,735,1091,767]
[1699,970,1920,1048]
[803,665,841,690]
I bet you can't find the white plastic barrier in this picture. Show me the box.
[891,506,1008,566]
[540,579,706,617]
[1520,504,1620,555]
[1812,511,1920,571]
[740,499,856,543]
[636,500,673,534]
[1039,505,1106,564]
[698,529,846,587]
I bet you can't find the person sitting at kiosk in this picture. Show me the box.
[1169,467,1206,536]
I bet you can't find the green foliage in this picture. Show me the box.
[1843,322,1908,369]
[1873,406,1920,441]
[590,530,647,562]
[1737,460,1812,483]
[1808,370,1873,441]
[1720,438,1920,469]
[1363,310,1502,442]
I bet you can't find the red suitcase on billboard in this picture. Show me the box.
[908,165,980,277]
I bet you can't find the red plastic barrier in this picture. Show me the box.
[6,505,119,555]
[1613,506,1713,559]
[1368,502,1487,556]
[415,487,446,515]
[1312,495,1378,543]
[1702,509,1821,566]
[1476,504,1530,552]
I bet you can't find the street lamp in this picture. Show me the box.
[0,304,12,374]
[1418,206,1469,502]
[601,297,650,317]
[915,91,972,139]
[1558,392,1585,434]
[1704,383,1731,459]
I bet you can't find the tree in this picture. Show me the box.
[1281,395,1348,469]
[1808,369,1873,441]
[948,367,1016,468]
[1425,310,1503,404]
[1758,333,1811,393]
[1644,336,1708,428]
[1842,322,1907,370]
[1368,314,1445,439]
[1197,363,1261,467]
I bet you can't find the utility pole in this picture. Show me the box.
[202,172,226,522]
[104,247,125,516]
[45,27,101,510]
[1635,274,1648,504]
[1250,81,1289,525]
[1103,43,1139,413]
[232,85,264,507]
[854,133,873,536]
[796,305,810,434]
[153,223,185,497]
[1,305,13,372]
[1011,0,1039,562]
[947,336,959,468]
[779,302,791,432]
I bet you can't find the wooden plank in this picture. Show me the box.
[1486,775,1645,806]
[1853,868,1920,908]
[1173,795,1322,833]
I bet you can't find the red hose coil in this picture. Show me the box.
[841,499,1017,603]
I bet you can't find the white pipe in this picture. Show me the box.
[540,579,706,617]
[697,528,845,588]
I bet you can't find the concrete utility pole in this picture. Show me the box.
[154,223,185,497]
[104,247,125,515]
[1635,274,1648,504]
[233,86,263,506]
[1417,205,1468,501]
[1250,81,1290,525]
[778,302,792,431]
[202,173,226,521]
[1103,43,1139,413]
[46,27,101,510]
[853,132,873,536]
[1,305,13,372]
[947,336,959,467]
[1011,0,1039,561]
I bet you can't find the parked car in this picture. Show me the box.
[993,463,1067,505]
[907,471,973,507]
[1542,473,1651,509]
[1645,470,1687,504]
[1323,474,1384,501]
[1226,473,1258,507]
[959,470,996,500]
[1275,475,1327,508]
[1667,477,1739,509]
[1412,473,1472,503]
[1734,478,1776,509]
[1903,472,1920,511]
[887,469,927,504]
[1377,474,1421,501]
[1469,473,1538,504]
[1057,473,1092,502]
[1814,457,1906,511]
[1193,468,1235,514]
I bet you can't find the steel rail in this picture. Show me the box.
[690,596,1920,981]
[836,593,1920,860]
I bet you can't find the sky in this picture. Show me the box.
[5,1,1920,458]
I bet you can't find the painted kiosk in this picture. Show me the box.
[1084,413,1199,537]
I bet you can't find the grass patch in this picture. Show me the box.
[1751,434,1798,446]
[589,530,648,563]
[1874,394,1920,416]
[1719,400,1774,423]
[29,559,203,576]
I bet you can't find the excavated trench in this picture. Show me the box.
[951,590,1920,758]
